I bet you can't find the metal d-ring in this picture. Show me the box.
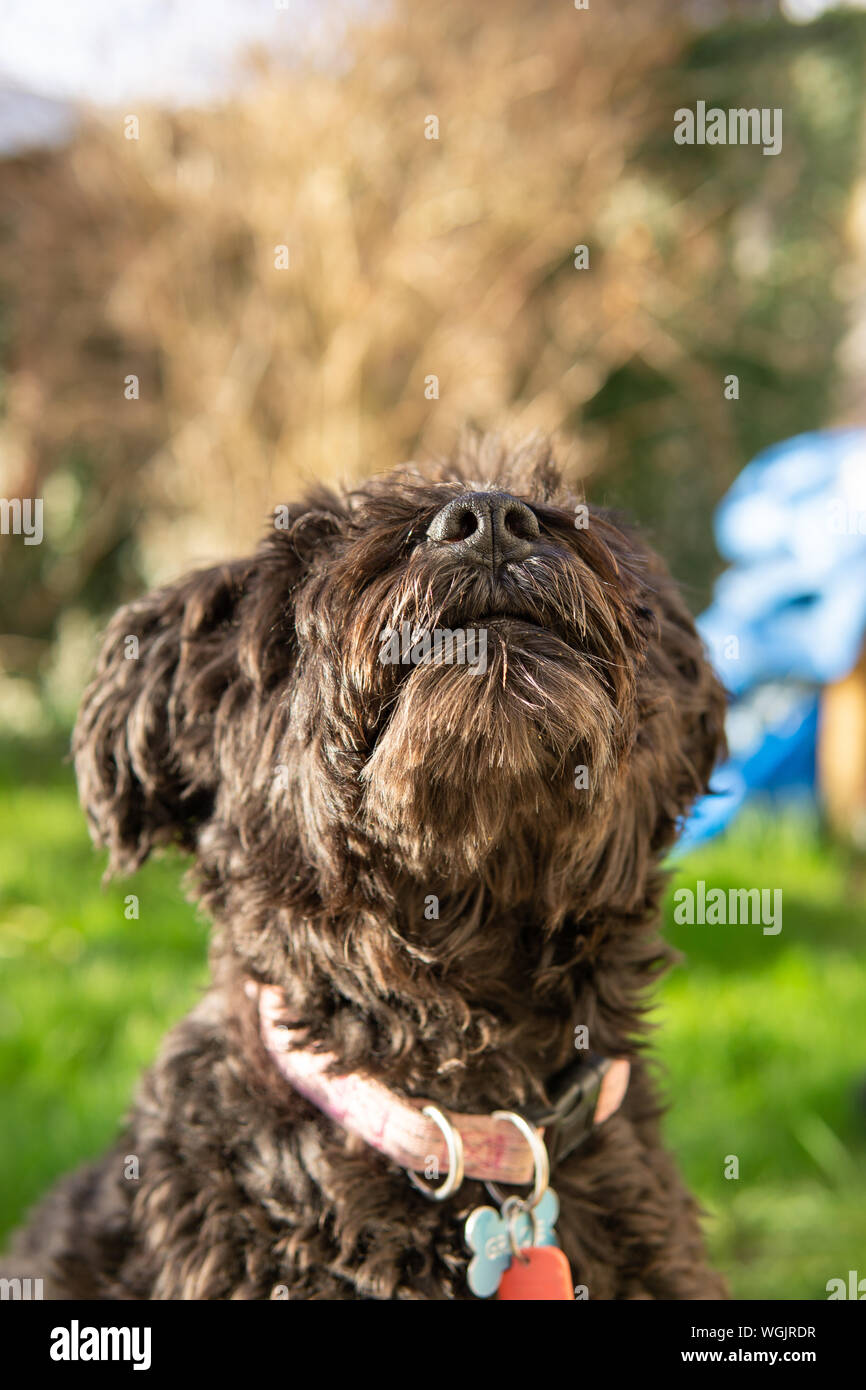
[484,1110,550,1211]
[407,1105,465,1201]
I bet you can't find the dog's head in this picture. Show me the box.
[74,436,725,958]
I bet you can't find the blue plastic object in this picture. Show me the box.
[680,429,866,848]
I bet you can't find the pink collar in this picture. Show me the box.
[248,981,630,1186]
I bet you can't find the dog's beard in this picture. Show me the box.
[360,621,622,875]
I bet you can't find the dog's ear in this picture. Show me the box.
[73,561,254,875]
[74,496,347,876]
[638,552,728,848]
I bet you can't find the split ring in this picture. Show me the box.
[484,1110,550,1210]
[501,1195,536,1263]
[407,1105,465,1201]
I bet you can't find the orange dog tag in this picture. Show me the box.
[496,1246,575,1301]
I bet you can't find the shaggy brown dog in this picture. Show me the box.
[3,436,727,1299]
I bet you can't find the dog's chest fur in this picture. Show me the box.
[13,987,723,1300]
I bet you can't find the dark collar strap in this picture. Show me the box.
[527,1054,629,1167]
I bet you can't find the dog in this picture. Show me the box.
[3,435,727,1299]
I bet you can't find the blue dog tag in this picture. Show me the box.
[464,1188,560,1298]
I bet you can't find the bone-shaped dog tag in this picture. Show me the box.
[464,1189,564,1298]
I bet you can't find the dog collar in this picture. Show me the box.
[248,981,630,1187]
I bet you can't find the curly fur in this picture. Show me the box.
[3,435,728,1299]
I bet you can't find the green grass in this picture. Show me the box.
[0,736,208,1237]
[657,814,866,1299]
[1,736,864,1298]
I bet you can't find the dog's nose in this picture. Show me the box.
[426,491,540,567]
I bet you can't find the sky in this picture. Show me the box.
[0,0,862,153]
[0,1,316,106]
[0,0,332,152]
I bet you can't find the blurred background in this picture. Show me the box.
[1,0,865,1298]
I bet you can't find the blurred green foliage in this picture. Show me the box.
[1,738,863,1298]
[600,11,866,608]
